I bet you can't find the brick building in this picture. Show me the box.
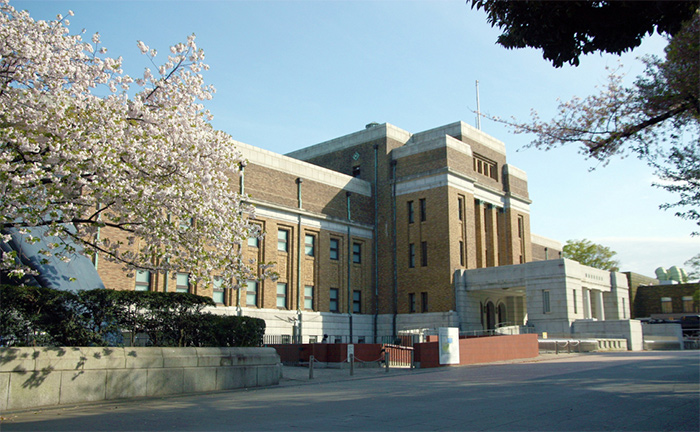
[97,121,624,342]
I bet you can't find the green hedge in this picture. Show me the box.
[0,284,265,348]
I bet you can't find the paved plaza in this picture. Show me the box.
[1,351,698,431]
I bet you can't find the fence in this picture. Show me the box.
[383,344,414,367]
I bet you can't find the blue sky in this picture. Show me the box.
[13,0,699,276]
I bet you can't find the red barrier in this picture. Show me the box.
[269,343,384,364]
[415,334,538,368]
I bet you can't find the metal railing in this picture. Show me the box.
[383,344,414,367]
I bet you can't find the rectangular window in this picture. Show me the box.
[213,276,225,304]
[353,290,361,313]
[277,229,289,252]
[330,288,339,312]
[330,238,340,260]
[179,217,193,231]
[409,293,416,313]
[661,297,672,314]
[305,234,315,257]
[353,242,362,264]
[421,241,428,267]
[407,201,414,224]
[682,296,694,313]
[573,289,578,314]
[458,197,464,221]
[304,285,314,310]
[408,243,415,268]
[517,215,524,239]
[248,235,259,248]
[276,282,287,309]
[246,281,258,307]
[543,290,551,313]
[421,292,428,313]
[419,198,426,222]
[352,165,361,178]
[459,241,464,266]
[135,270,151,291]
[175,273,190,293]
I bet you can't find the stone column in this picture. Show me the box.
[583,288,591,319]
[595,290,605,321]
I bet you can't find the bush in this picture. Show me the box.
[0,284,265,348]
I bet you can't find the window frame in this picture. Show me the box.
[246,280,258,307]
[543,290,551,314]
[419,198,426,222]
[330,238,340,261]
[352,290,361,314]
[304,285,314,310]
[352,242,362,264]
[407,201,415,224]
[175,272,190,293]
[135,270,151,292]
[421,241,428,267]
[330,288,339,313]
[408,243,416,268]
[276,282,288,309]
[212,276,225,304]
[277,229,289,252]
[409,293,416,313]
[304,234,315,257]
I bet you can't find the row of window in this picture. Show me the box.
[256,229,362,261]
[474,154,498,181]
[661,296,696,314]
[276,230,362,263]
[136,270,363,312]
[407,199,427,224]
[408,292,429,313]
[408,242,428,268]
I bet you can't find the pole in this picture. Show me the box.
[296,178,304,344]
[346,192,353,344]
[475,80,482,130]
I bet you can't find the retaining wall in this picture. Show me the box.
[0,347,281,411]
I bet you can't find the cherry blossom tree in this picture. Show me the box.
[0,0,271,287]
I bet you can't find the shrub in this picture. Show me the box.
[0,284,265,348]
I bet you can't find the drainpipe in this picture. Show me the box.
[296,177,304,344]
[391,159,398,339]
[240,160,247,195]
[237,161,246,315]
[163,214,171,292]
[373,144,379,342]
[346,191,353,344]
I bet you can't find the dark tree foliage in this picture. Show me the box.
[0,285,265,348]
[469,0,697,67]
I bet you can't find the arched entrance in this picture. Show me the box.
[485,301,496,330]
[497,302,507,326]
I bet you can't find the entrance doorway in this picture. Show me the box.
[485,301,496,330]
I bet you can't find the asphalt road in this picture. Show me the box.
[1,351,698,431]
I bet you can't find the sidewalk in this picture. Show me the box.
[278,352,583,387]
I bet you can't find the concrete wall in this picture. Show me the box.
[642,323,684,350]
[0,347,281,411]
[572,319,643,351]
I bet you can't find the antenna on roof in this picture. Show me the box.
[475,80,482,130]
